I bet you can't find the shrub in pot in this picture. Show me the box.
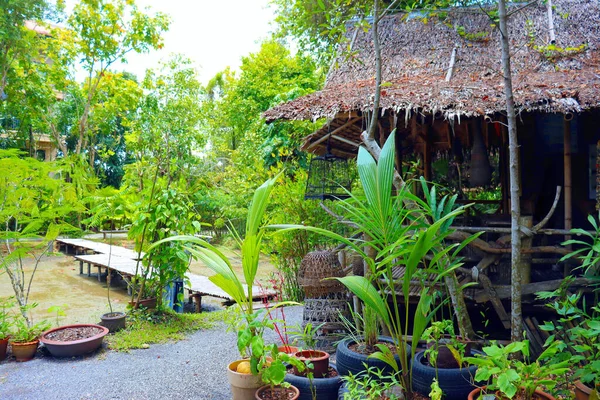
[256,346,304,400]
[290,322,330,378]
[537,278,600,399]
[338,367,403,400]
[464,340,570,400]
[10,311,50,362]
[274,135,478,397]
[411,320,482,400]
[151,172,288,400]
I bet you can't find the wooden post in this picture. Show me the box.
[519,216,533,285]
[424,125,432,181]
[564,117,573,276]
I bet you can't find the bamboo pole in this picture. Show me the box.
[564,117,572,276]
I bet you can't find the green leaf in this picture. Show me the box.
[335,276,390,327]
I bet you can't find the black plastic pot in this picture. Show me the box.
[336,336,408,379]
[100,312,126,333]
[284,363,342,400]
[411,349,483,400]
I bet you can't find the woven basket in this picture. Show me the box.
[298,250,346,297]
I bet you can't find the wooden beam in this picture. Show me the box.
[331,134,360,147]
[305,117,361,150]
[474,278,592,303]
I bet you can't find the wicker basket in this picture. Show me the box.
[298,250,346,297]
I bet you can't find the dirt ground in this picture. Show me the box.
[0,240,277,326]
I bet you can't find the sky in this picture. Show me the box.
[65,0,276,84]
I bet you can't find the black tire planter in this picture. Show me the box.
[100,312,126,333]
[411,349,483,400]
[336,336,408,379]
[284,363,342,400]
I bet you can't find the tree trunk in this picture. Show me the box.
[367,0,382,141]
[498,0,523,343]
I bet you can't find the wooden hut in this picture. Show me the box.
[264,0,600,334]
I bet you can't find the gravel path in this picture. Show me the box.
[0,306,304,400]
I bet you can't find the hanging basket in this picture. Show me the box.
[298,250,346,297]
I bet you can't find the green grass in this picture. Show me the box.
[106,308,224,351]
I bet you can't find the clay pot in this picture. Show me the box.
[0,336,9,361]
[277,345,299,354]
[40,324,109,357]
[467,387,556,400]
[255,384,299,400]
[227,360,263,400]
[11,339,39,362]
[294,350,330,378]
[100,312,126,333]
[574,380,593,400]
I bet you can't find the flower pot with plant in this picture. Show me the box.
[335,304,403,380]
[255,346,304,400]
[100,233,126,333]
[290,322,330,378]
[0,297,14,361]
[274,134,479,398]
[411,320,483,400]
[150,172,291,400]
[464,339,570,400]
[10,305,50,362]
[338,367,404,400]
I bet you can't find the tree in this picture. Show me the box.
[0,149,82,325]
[497,0,522,343]
[37,0,169,160]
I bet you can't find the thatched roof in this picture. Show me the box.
[264,0,600,123]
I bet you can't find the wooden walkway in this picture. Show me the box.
[71,246,275,311]
[57,238,142,259]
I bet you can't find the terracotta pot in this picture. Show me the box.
[227,359,263,400]
[277,345,299,354]
[467,387,556,400]
[255,384,299,400]
[129,297,157,309]
[100,312,126,333]
[575,380,594,400]
[294,350,330,378]
[11,339,39,362]
[40,324,109,357]
[0,336,9,361]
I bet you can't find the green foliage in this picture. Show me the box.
[0,297,15,339]
[10,304,50,343]
[0,150,83,324]
[537,281,600,395]
[561,211,600,278]
[341,366,404,400]
[289,322,326,350]
[150,173,285,374]
[106,308,223,352]
[273,134,478,393]
[47,304,67,328]
[535,43,588,61]
[260,344,306,390]
[465,340,570,400]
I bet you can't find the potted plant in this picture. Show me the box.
[151,172,289,400]
[338,367,404,399]
[464,340,570,400]
[10,305,50,362]
[274,134,478,398]
[100,233,126,332]
[537,281,600,399]
[0,297,14,361]
[291,322,330,378]
[412,320,482,400]
[128,276,158,309]
[255,346,304,400]
[335,304,401,379]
